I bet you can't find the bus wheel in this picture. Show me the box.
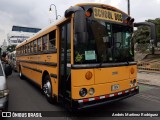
[19,67,24,79]
[43,75,54,103]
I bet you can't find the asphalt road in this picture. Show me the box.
[4,72,160,120]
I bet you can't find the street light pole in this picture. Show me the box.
[49,4,58,20]
[128,0,130,15]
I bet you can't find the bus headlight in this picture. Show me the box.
[85,71,93,80]
[79,88,87,97]
[89,88,95,95]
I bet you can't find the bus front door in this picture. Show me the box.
[59,22,71,107]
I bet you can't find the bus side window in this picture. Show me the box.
[27,43,31,53]
[21,47,22,54]
[29,42,33,53]
[26,44,28,53]
[23,46,25,54]
[20,47,21,54]
[24,45,27,53]
[34,40,37,52]
[32,42,34,52]
[49,30,56,50]
[42,35,47,51]
[22,46,23,54]
[37,38,41,51]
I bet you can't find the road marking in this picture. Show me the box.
[138,94,160,104]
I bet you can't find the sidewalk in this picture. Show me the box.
[138,72,160,87]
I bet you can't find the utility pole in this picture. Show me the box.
[128,0,130,15]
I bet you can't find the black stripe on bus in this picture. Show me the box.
[16,49,57,57]
[71,62,137,69]
[23,65,42,73]
[50,73,57,78]
[19,60,57,67]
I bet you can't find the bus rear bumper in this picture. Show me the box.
[74,86,139,110]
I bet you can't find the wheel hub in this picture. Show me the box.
[43,81,51,97]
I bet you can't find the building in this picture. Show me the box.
[7,26,41,46]
[1,39,8,51]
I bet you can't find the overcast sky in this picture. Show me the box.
[0,0,160,45]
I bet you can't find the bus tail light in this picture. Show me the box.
[123,17,134,26]
[85,8,92,17]
[124,17,131,23]
[85,71,93,80]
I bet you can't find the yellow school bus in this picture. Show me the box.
[16,3,139,110]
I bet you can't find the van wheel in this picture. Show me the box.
[19,67,24,79]
[43,75,55,103]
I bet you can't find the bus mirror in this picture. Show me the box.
[74,10,87,33]
[65,6,83,18]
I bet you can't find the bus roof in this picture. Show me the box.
[16,3,130,49]
[75,3,129,17]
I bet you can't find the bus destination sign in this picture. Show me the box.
[93,7,123,23]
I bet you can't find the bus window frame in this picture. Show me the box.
[49,30,56,51]
[42,35,48,51]
[37,37,42,52]
[33,39,37,52]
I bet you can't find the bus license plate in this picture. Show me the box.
[112,84,120,91]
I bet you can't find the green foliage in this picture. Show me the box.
[147,18,160,43]
[7,45,16,52]
[133,18,160,44]
[133,26,150,44]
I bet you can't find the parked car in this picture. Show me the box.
[7,51,17,71]
[0,60,12,111]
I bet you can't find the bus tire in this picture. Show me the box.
[43,75,55,104]
[19,67,24,79]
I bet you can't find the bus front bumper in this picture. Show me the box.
[73,86,139,110]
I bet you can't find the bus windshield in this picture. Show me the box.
[74,20,134,64]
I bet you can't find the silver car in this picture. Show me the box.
[0,60,12,111]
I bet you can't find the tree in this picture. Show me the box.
[133,18,160,44]
[6,45,16,52]
[147,18,160,43]
[133,26,150,44]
